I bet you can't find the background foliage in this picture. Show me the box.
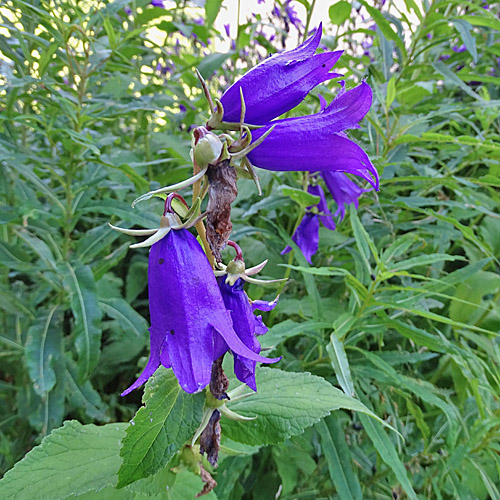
[0,0,499,498]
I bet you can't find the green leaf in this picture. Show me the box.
[223,368,396,446]
[99,297,149,339]
[328,1,351,25]
[117,367,205,487]
[326,334,355,397]
[281,186,320,208]
[167,469,218,500]
[25,307,63,396]
[386,77,396,108]
[317,414,362,500]
[350,205,379,273]
[452,18,477,63]
[65,358,110,422]
[432,61,483,100]
[358,0,406,57]
[197,52,233,79]
[449,271,500,324]
[260,319,331,350]
[358,412,418,500]
[0,421,127,500]
[61,262,102,381]
[205,0,223,28]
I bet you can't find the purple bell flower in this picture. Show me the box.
[121,229,279,395]
[150,0,166,7]
[219,23,343,125]
[282,183,335,263]
[282,213,319,264]
[321,171,370,220]
[247,82,379,189]
[215,278,278,391]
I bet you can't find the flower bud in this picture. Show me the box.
[192,126,223,168]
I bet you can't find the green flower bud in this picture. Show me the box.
[192,126,223,168]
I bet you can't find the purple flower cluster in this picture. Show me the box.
[218,25,376,263]
[120,25,376,397]
[121,225,279,396]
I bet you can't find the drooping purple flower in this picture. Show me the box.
[247,82,379,189]
[219,24,343,125]
[321,171,369,220]
[452,44,466,53]
[281,183,337,263]
[309,183,336,230]
[281,213,319,264]
[121,229,279,395]
[150,0,166,7]
[223,23,231,37]
[215,278,278,391]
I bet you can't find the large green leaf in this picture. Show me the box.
[117,367,205,487]
[0,421,127,500]
[223,368,395,445]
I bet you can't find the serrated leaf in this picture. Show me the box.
[61,262,102,381]
[0,421,127,500]
[223,368,396,446]
[117,367,205,487]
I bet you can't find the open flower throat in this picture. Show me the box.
[110,24,376,482]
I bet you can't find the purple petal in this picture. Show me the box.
[251,297,279,312]
[220,24,344,124]
[308,184,336,231]
[209,310,280,365]
[254,315,268,336]
[148,230,218,393]
[321,171,369,220]
[247,82,378,188]
[121,327,163,397]
[281,213,319,264]
[217,278,280,390]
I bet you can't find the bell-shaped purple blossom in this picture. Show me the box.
[282,184,335,263]
[215,278,279,391]
[121,228,279,396]
[247,82,378,189]
[219,24,343,125]
[282,213,319,264]
[321,171,370,220]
